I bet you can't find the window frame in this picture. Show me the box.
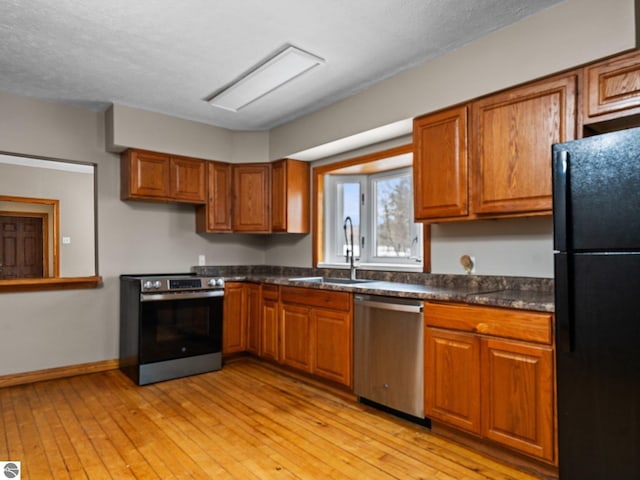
[312,144,431,272]
[324,167,423,267]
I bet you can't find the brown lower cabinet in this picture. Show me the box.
[260,285,280,362]
[222,282,246,354]
[482,337,554,462]
[239,283,353,387]
[424,301,556,465]
[280,302,312,372]
[280,286,353,387]
[425,328,481,434]
[245,283,262,355]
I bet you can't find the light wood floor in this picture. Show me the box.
[0,357,544,479]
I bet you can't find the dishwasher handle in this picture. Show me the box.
[354,297,423,314]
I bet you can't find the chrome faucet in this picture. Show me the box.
[343,216,357,280]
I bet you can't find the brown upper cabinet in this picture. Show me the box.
[471,72,577,215]
[232,163,272,233]
[121,148,206,204]
[413,105,468,220]
[584,49,640,130]
[196,159,310,234]
[271,159,310,233]
[413,72,577,222]
[196,161,233,233]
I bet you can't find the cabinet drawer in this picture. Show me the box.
[261,284,279,301]
[424,302,553,344]
[585,50,640,120]
[281,286,351,311]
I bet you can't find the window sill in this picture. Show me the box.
[0,276,103,293]
[318,262,423,273]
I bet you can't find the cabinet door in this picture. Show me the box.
[222,282,246,354]
[470,73,576,215]
[312,308,352,387]
[170,156,206,203]
[196,162,232,233]
[261,299,279,361]
[425,327,481,435]
[271,159,310,233]
[482,338,555,463]
[271,160,287,231]
[585,49,640,122]
[280,303,312,372]
[122,149,170,200]
[245,283,261,355]
[413,106,469,220]
[232,164,271,233]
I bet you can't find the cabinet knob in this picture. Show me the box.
[476,323,489,333]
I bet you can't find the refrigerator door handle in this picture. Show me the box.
[554,253,574,352]
[553,149,570,252]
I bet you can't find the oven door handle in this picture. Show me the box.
[140,290,224,302]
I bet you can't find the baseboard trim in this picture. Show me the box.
[0,359,120,388]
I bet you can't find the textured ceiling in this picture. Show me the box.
[0,0,564,131]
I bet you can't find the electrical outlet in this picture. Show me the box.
[198,254,206,266]
[62,236,71,245]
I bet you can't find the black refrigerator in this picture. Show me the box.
[552,127,640,480]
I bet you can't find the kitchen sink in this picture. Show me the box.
[288,276,375,286]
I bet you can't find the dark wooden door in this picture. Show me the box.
[0,215,44,279]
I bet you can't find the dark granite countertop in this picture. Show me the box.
[194,266,555,313]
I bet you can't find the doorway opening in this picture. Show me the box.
[0,214,48,278]
[0,196,59,280]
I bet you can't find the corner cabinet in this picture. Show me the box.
[232,163,271,233]
[271,159,310,233]
[195,161,232,233]
[121,148,206,204]
[424,302,556,465]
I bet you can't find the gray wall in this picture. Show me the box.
[270,0,637,159]
[0,0,637,375]
[0,93,266,376]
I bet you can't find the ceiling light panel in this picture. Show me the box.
[208,45,324,112]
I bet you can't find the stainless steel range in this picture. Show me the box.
[119,274,224,385]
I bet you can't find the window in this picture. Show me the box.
[324,167,423,268]
[314,144,425,271]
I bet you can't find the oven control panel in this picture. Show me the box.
[169,278,203,289]
[138,275,224,292]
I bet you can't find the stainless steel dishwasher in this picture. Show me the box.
[354,294,424,418]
